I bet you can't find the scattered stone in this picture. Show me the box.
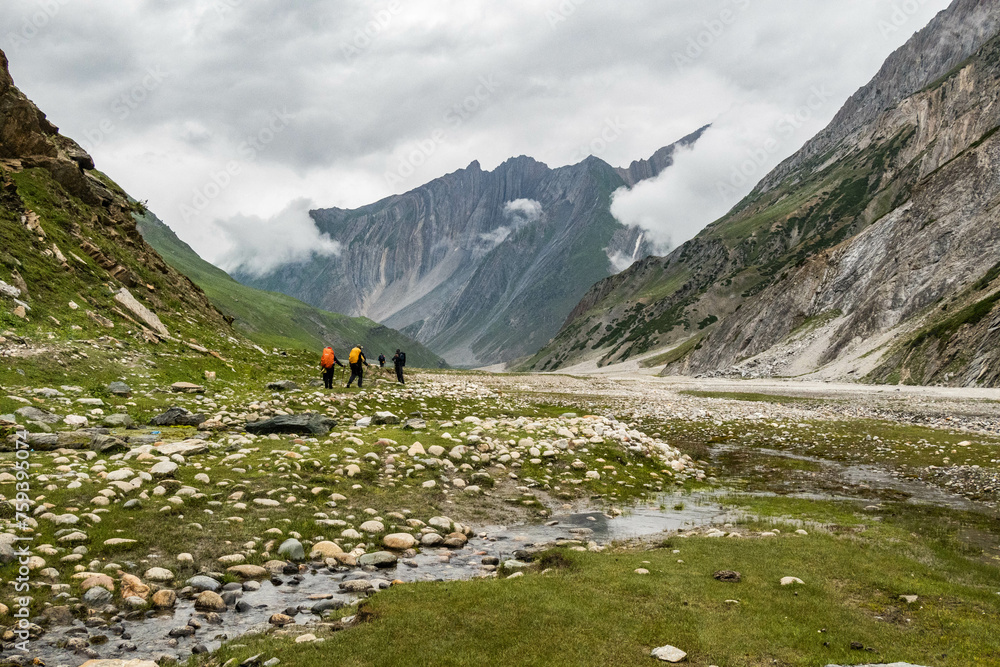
[16,406,61,424]
[713,570,742,583]
[780,577,805,586]
[194,591,227,612]
[83,586,113,607]
[267,381,299,391]
[187,575,222,593]
[309,541,343,559]
[151,589,177,609]
[153,440,210,457]
[227,565,269,579]
[372,411,400,425]
[650,645,687,662]
[278,538,305,561]
[357,551,398,568]
[171,382,205,394]
[102,413,135,429]
[150,461,178,478]
[150,408,207,428]
[245,414,337,436]
[108,382,132,397]
[145,567,174,582]
[383,533,416,550]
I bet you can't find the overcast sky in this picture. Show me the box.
[1,0,952,273]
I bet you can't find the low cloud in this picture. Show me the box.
[503,198,543,223]
[479,226,513,247]
[610,95,839,249]
[214,198,340,277]
[477,198,544,250]
[606,250,637,274]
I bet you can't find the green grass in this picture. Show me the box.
[135,211,445,368]
[199,500,1000,666]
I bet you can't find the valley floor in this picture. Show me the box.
[0,349,997,666]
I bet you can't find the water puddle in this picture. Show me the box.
[711,444,995,514]
[27,445,993,665]
[25,497,728,666]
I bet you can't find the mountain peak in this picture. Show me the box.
[615,124,710,187]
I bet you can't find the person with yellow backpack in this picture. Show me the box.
[319,346,344,389]
[346,345,370,388]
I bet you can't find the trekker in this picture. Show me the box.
[392,348,406,384]
[346,345,370,388]
[319,346,344,389]
[378,353,386,367]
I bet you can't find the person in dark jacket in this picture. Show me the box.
[378,354,386,367]
[346,345,370,388]
[392,349,406,384]
[320,346,344,389]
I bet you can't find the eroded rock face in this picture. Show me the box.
[529,0,1000,388]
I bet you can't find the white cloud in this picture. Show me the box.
[479,226,512,247]
[610,95,838,248]
[503,198,543,223]
[213,198,340,277]
[0,0,954,272]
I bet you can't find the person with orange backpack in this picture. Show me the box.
[320,346,344,389]
[346,345,370,388]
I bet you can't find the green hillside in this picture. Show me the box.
[136,212,445,368]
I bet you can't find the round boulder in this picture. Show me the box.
[152,589,177,609]
[277,538,305,561]
[383,533,416,550]
[194,590,227,612]
[309,541,343,560]
[227,564,269,580]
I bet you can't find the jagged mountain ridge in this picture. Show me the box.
[237,128,707,367]
[525,0,1000,387]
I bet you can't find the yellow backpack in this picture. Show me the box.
[349,347,362,364]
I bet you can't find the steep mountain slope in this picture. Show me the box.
[238,128,706,367]
[0,47,241,356]
[526,0,1000,387]
[136,212,444,367]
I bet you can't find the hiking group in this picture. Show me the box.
[319,345,405,388]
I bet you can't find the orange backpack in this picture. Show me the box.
[320,347,336,369]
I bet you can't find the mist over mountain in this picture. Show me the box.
[525,0,1000,388]
[236,128,706,367]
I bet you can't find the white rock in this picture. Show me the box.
[359,520,384,534]
[780,577,805,586]
[651,645,687,662]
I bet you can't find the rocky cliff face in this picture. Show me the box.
[239,131,704,367]
[526,0,1000,387]
[0,47,238,350]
